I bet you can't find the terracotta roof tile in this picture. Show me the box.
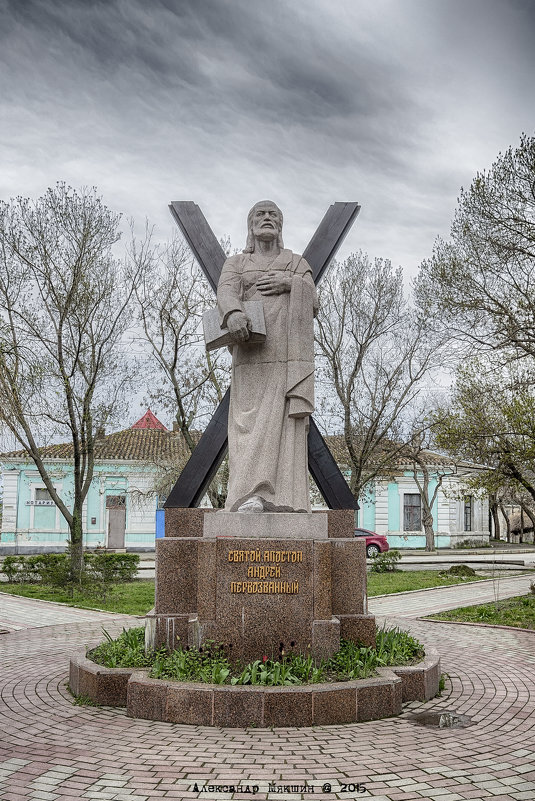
[1,428,197,464]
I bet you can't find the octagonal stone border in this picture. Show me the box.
[69,648,440,727]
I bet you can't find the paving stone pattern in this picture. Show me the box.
[368,574,535,618]
[0,593,128,632]
[0,596,534,800]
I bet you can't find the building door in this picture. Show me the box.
[106,495,126,549]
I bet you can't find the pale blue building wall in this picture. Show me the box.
[1,458,158,552]
[359,484,375,529]
[2,457,490,552]
[356,470,489,548]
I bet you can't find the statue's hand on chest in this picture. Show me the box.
[256,271,292,296]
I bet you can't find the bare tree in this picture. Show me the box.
[315,252,449,503]
[406,430,453,551]
[0,184,140,577]
[132,234,230,507]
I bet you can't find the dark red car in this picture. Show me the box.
[354,528,390,558]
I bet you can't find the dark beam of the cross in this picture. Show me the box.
[169,202,226,292]
[303,202,360,284]
[165,201,360,510]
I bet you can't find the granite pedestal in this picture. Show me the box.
[146,508,375,661]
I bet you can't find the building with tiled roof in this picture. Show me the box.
[318,438,490,548]
[0,409,491,554]
[0,411,192,554]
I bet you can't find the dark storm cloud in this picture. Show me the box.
[2,0,423,173]
[1,0,534,274]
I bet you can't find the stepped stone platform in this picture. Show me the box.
[69,647,440,727]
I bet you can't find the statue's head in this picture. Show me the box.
[243,200,284,253]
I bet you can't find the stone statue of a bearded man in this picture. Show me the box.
[217,200,318,513]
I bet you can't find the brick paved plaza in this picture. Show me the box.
[0,593,534,801]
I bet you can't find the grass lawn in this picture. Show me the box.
[367,569,484,596]
[0,570,489,614]
[428,594,535,629]
[0,580,155,615]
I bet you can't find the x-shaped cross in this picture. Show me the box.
[164,201,360,510]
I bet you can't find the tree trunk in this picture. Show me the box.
[490,496,500,541]
[69,507,84,583]
[423,511,435,552]
[411,455,437,552]
[498,503,511,543]
[519,501,535,544]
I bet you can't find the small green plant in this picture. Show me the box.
[436,673,448,697]
[230,652,326,686]
[530,581,535,595]
[89,626,426,686]
[89,627,155,668]
[326,639,378,679]
[73,694,100,707]
[151,641,232,684]
[374,626,425,665]
[65,683,101,707]
[370,549,401,573]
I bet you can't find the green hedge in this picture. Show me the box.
[85,553,140,583]
[2,553,139,585]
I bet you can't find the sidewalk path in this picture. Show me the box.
[0,592,136,632]
[368,573,534,618]
[0,606,534,800]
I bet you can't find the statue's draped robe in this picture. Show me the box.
[217,249,318,512]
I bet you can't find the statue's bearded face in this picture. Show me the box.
[251,203,282,241]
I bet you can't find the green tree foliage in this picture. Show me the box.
[432,359,535,540]
[417,134,535,534]
[416,133,535,357]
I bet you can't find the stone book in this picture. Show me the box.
[203,300,266,351]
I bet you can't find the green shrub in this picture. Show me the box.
[2,554,71,584]
[3,556,32,583]
[1,552,139,590]
[446,564,477,577]
[370,549,401,573]
[454,539,490,549]
[84,553,139,583]
[37,554,72,586]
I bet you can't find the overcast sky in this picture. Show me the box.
[1,0,534,278]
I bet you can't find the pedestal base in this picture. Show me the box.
[148,510,375,661]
